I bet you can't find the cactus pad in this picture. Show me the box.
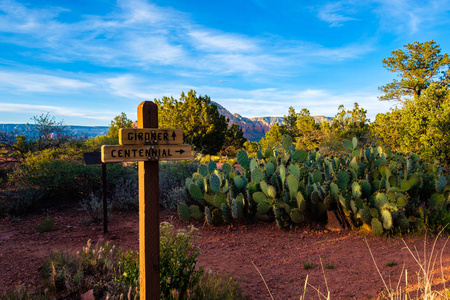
[286,174,299,200]
[189,205,204,220]
[357,206,371,225]
[375,192,388,206]
[260,180,269,196]
[234,175,245,190]
[371,218,383,236]
[178,202,191,220]
[198,164,208,177]
[396,197,407,207]
[253,191,268,203]
[264,148,272,158]
[297,192,306,212]
[279,165,286,185]
[289,164,300,180]
[221,163,232,175]
[210,174,221,193]
[352,181,362,199]
[343,139,353,151]
[266,161,275,177]
[349,157,359,170]
[378,164,391,178]
[251,168,265,184]
[352,137,358,150]
[330,182,339,198]
[290,208,304,223]
[337,170,349,191]
[249,158,258,172]
[267,185,277,199]
[236,150,250,170]
[208,161,217,174]
[381,209,393,230]
[436,175,447,194]
[215,193,227,207]
[360,180,371,199]
[189,183,204,200]
[221,204,232,221]
[292,149,308,162]
[257,201,271,214]
[281,135,293,152]
[312,169,322,183]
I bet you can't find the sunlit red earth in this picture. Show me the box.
[1,208,450,299]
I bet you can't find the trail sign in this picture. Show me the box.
[101,101,191,299]
[101,144,191,163]
[119,128,183,145]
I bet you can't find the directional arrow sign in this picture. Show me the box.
[119,128,183,145]
[101,144,191,163]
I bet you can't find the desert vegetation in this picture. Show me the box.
[0,40,450,299]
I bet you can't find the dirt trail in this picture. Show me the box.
[1,208,449,299]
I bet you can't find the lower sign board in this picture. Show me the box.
[101,144,191,163]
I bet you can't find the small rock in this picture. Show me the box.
[81,289,94,300]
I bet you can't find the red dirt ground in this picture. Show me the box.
[1,207,450,299]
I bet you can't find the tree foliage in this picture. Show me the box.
[379,40,450,104]
[373,41,450,165]
[372,83,450,163]
[155,90,243,155]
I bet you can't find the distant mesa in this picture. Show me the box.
[213,102,331,141]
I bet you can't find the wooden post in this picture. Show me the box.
[138,101,160,299]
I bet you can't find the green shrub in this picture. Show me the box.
[114,249,139,288]
[2,148,137,216]
[159,222,203,298]
[190,271,247,300]
[159,161,198,210]
[35,216,55,233]
[110,177,138,211]
[0,285,52,300]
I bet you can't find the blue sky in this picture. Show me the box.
[0,0,449,126]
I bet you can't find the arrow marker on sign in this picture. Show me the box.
[175,149,185,154]
[172,132,176,140]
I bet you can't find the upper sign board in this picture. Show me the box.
[119,128,183,145]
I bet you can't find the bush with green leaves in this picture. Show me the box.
[160,161,198,210]
[180,135,450,235]
[159,222,203,298]
[35,223,243,299]
[1,148,136,216]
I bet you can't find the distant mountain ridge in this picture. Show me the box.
[213,102,331,141]
[0,103,332,142]
[0,124,109,138]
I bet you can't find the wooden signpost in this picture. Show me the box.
[101,101,191,300]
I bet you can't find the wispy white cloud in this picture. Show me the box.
[0,71,93,93]
[188,30,258,52]
[317,1,359,27]
[315,0,450,34]
[0,103,114,121]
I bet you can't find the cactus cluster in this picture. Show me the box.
[178,136,450,234]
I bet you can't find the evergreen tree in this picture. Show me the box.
[155,90,231,155]
[379,40,450,104]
